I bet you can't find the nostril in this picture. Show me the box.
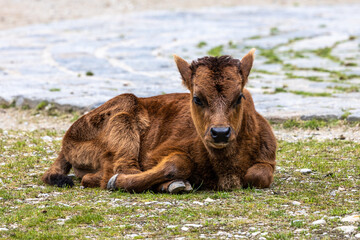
[225,127,231,137]
[210,128,218,138]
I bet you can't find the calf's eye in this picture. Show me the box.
[193,96,203,106]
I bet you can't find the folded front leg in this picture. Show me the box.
[243,163,274,188]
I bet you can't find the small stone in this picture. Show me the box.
[181,226,189,231]
[340,215,359,223]
[354,233,360,238]
[249,227,256,231]
[259,237,266,240]
[166,225,177,229]
[335,226,356,233]
[184,224,202,228]
[192,201,204,206]
[41,136,53,142]
[300,169,312,174]
[0,228,9,231]
[292,201,301,206]
[204,197,215,202]
[312,219,326,225]
[252,231,260,236]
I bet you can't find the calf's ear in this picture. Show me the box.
[174,54,192,90]
[240,48,256,85]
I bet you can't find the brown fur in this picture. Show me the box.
[42,49,277,192]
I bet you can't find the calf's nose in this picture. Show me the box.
[210,127,231,143]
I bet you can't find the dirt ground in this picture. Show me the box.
[1,0,359,30]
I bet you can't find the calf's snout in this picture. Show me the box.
[210,127,231,143]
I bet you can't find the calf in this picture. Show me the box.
[42,49,277,193]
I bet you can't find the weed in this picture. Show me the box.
[228,41,237,49]
[86,71,94,76]
[270,27,280,35]
[49,88,61,92]
[196,41,207,48]
[259,49,283,64]
[207,45,224,57]
[36,101,49,110]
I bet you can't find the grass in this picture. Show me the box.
[285,73,323,82]
[196,41,207,48]
[327,85,359,93]
[0,129,359,239]
[207,45,224,57]
[266,88,332,97]
[49,88,61,92]
[86,71,94,76]
[281,119,341,129]
[312,47,340,62]
[259,48,283,64]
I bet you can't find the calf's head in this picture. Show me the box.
[174,49,255,149]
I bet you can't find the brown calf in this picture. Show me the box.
[42,49,277,193]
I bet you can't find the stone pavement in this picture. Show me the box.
[0,5,360,120]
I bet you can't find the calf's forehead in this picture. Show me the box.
[193,66,242,96]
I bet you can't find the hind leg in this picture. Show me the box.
[107,152,193,193]
[81,171,103,188]
[42,151,74,187]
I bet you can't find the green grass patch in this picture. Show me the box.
[207,45,224,57]
[327,85,359,93]
[0,130,359,239]
[36,101,49,110]
[312,47,340,62]
[259,49,283,64]
[49,88,61,92]
[196,41,207,48]
[86,71,94,76]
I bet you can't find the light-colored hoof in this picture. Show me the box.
[107,174,119,191]
[183,181,193,193]
[167,180,186,194]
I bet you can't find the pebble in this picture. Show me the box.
[181,226,189,231]
[0,228,9,231]
[340,215,359,223]
[204,197,215,203]
[355,233,360,238]
[292,201,301,206]
[299,169,312,174]
[184,224,202,228]
[312,219,326,225]
[166,225,177,229]
[335,226,356,233]
[192,201,204,206]
[40,136,53,142]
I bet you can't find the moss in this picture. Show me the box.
[36,101,49,110]
[86,71,94,76]
[196,41,207,48]
[207,45,224,57]
[228,41,237,49]
[259,49,283,64]
[49,88,61,92]
[270,27,280,35]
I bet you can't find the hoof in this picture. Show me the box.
[107,174,119,191]
[168,180,186,194]
[49,174,74,188]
